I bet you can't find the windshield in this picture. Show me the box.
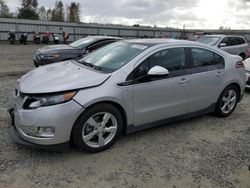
[197,36,221,46]
[69,37,97,49]
[79,41,149,73]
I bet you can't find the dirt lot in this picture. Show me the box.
[0,44,250,188]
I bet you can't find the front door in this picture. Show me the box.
[131,47,192,126]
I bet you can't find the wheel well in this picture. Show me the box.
[226,83,241,102]
[74,101,128,135]
[69,101,128,146]
[102,101,127,134]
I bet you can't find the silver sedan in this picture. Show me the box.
[10,39,246,152]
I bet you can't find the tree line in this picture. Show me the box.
[0,0,81,22]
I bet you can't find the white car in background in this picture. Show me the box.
[197,35,248,59]
[243,48,250,89]
[244,58,250,89]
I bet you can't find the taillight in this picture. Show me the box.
[236,61,245,68]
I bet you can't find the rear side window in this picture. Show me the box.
[191,48,224,70]
[234,37,246,45]
[229,37,241,46]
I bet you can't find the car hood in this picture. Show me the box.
[18,61,111,94]
[37,45,78,54]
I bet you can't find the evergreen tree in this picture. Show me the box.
[39,6,47,20]
[51,0,64,22]
[67,2,80,22]
[0,0,12,18]
[17,0,39,20]
[46,9,52,21]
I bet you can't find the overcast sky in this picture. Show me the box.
[6,0,250,29]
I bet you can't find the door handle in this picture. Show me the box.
[179,78,189,84]
[216,71,224,77]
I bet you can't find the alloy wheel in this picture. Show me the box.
[82,112,118,148]
[220,89,237,114]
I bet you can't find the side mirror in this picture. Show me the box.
[219,43,226,47]
[148,66,169,76]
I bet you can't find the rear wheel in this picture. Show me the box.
[72,104,123,152]
[215,85,239,117]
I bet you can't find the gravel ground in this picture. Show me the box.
[0,44,43,76]
[0,44,250,188]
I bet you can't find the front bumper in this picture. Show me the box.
[9,99,84,147]
[34,57,54,66]
[33,53,57,66]
[10,126,70,151]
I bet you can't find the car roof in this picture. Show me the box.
[124,38,199,47]
[85,35,122,40]
[202,34,245,38]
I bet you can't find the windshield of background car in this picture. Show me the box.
[80,41,149,73]
[197,36,221,46]
[69,38,97,49]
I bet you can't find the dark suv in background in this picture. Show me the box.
[34,36,122,67]
[197,35,248,59]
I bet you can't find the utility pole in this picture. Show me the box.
[182,24,185,39]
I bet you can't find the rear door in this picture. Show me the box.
[231,37,248,56]
[187,48,225,113]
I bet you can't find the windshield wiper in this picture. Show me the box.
[76,60,102,70]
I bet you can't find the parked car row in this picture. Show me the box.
[9,35,247,153]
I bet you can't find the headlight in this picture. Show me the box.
[23,91,77,109]
[40,54,60,59]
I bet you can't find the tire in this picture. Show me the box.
[72,103,123,153]
[34,61,39,67]
[214,85,239,117]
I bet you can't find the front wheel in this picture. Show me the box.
[72,104,123,152]
[214,85,239,117]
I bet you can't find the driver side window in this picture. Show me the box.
[149,48,186,71]
[220,37,230,46]
[131,48,186,79]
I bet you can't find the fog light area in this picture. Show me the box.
[20,126,55,138]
